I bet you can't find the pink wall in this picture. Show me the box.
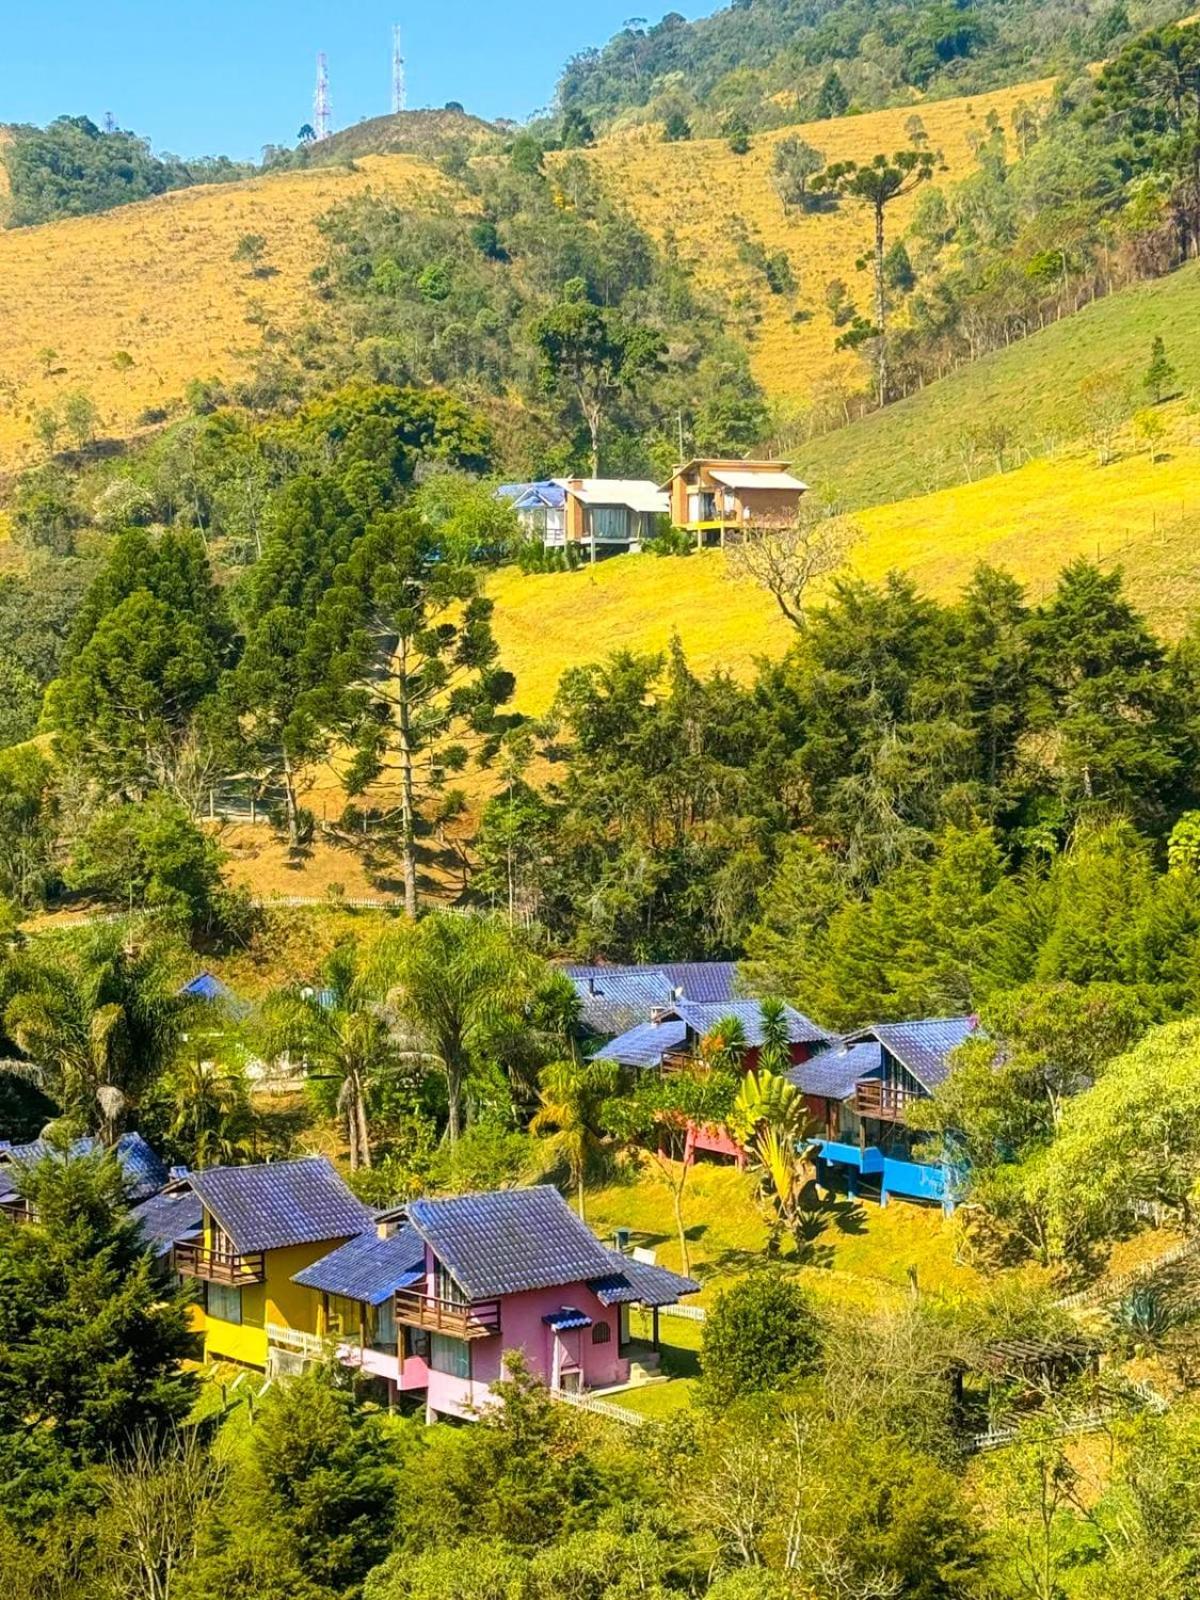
[423,1269,629,1421]
[344,1341,429,1393]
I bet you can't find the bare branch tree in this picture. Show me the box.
[726,506,860,630]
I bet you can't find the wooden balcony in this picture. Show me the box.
[174,1240,266,1285]
[0,1198,35,1224]
[393,1290,501,1339]
[854,1079,922,1123]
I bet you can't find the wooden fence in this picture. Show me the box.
[1055,1235,1200,1311]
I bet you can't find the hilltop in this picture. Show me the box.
[0,75,1054,471]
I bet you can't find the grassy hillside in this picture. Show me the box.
[490,400,1200,713]
[0,153,448,471]
[801,258,1200,507]
[568,79,1053,401]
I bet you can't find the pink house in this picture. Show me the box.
[295,1185,699,1421]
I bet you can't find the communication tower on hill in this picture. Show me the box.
[392,25,406,115]
[314,51,332,141]
[103,111,116,134]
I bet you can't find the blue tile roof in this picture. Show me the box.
[179,972,252,1020]
[0,1132,168,1203]
[563,963,740,1036]
[854,1017,978,1091]
[565,970,676,1036]
[542,1308,592,1330]
[408,1186,617,1301]
[588,1250,700,1307]
[497,480,567,510]
[292,1226,426,1305]
[594,1000,830,1068]
[131,1188,203,1258]
[591,1018,688,1068]
[187,1159,374,1255]
[787,1041,882,1100]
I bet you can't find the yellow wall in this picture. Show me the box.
[201,1238,352,1368]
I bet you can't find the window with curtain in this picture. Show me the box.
[374,1298,397,1352]
[429,1333,470,1379]
[206,1282,242,1324]
[590,506,631,541]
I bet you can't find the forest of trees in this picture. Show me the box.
[0,115,252,227]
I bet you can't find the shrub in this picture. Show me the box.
[699,1271,822,1407]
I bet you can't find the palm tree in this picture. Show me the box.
[757,998,792,1074]
[529,1057,618,1221]
[699,1014,748,1074]
[2,930,191,1137]
[729,1067,818,1250]
[261,939,406,1170]
[165,1056,255,1169]
[387,912,543,1144]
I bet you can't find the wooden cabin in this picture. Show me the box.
[664,459,808,546]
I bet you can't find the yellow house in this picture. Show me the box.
[664,459,809,546]
[171,1158,375,1370]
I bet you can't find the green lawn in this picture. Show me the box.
[801,258,1200,508]
[586,1162,986,1311]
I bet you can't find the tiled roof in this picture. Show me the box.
[179,971,252,1019]
[131,1188,203,1258]
[292,1226,426,1305]
[588,1250,700,1307]
[858,1017,978,1091]
[671,999,830,1047]
[187,1159,374,1255]
[542,1308,592,1330]
[497,481,566,510]
[594,999,830,1067]
[787,1041,882,1101]
[590,1018,687,1068]
[0,1132,167,1203]
[407,1185,616,1301]
[565,969,676,1036]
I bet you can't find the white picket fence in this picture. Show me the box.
[657,1302,707,1323]
[548,1387,647,1427]
[969,1378,1168,1452]
[1055,1234,1200,1311]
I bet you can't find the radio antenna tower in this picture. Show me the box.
[314,52,332,141]
[391,25,406,115]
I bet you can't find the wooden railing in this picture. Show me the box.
[854,1079,921,1122]
[393,1290,501,1339]
[0,1198,35,1224]
[174,1241,266,1285]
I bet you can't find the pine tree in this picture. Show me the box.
[1142,334,1176,403]
[815,69,849,119]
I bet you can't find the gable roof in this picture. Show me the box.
[787,1040,882,1101]
[187,1158,374,1255]
[563,962,741,1037]
[587,1249,700,1307]
[594,1000,831,1068]
[668,458,794,483]
[131,1187,203,1258]
[293,1225,426,1306]
[709,469,808,492]
[407,1185,616,1300]
[498,480,567,510]
[179,971,253,1019]
[847,1017,978,1092]
[554,478,668,515]
[0,1132,168,1203]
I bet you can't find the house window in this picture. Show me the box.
[374,1297,397,1353]
[207,1282,242,1324]
[429,1333,470,1379]
[590,506,631,542]
[592,1320,611,1345]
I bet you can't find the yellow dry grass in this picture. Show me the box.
[0,154,448,470]
[489,404,1200,713]
[568,78,1054,400]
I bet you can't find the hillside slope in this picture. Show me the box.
[489,401,1200,713]
[569,78,1054,400]
[0,153,448,470]
[800,258,1200,507]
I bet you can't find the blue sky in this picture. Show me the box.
[5,2,708,162]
